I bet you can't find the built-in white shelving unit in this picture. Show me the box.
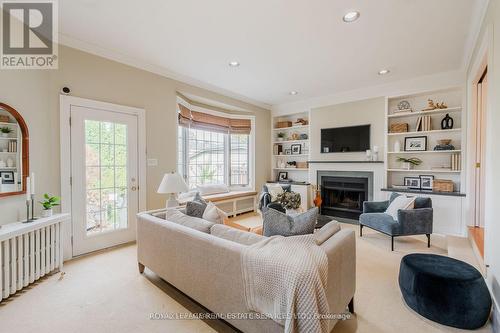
[385,87,465,194]
[0,108,22,193]
[271,112,310,182]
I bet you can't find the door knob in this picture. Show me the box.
[131,186,137,191]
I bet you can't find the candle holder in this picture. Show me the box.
[23,199,34,223]
[30,194,38,221]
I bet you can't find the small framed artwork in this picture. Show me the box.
[419,175,434,190]
[278,171,288,181]
[291,144,302,155]
[285,149,292,155]
[404,176,421,189]
[0,171,14,184]
[404,136,427,151]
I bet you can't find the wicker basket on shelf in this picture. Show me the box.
[276,121,292,128]
[390,123,409,133]
[0,115,10,123]
[433,179,454,192]
[296,161,308,169]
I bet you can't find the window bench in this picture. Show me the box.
[179,190,258,217]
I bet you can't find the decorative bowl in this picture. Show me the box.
[438,139,452,145]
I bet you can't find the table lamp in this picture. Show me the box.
[157,172,188,208]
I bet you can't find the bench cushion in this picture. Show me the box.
[179,190,257,204]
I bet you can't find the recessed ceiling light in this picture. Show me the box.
[343,11,360,23]
[228,61,240,67]
[289,91,298,95]
[378,69,390,75]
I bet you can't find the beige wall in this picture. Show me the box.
[309,97,386,161]
[467,0,500,317]
[0,45,271,225]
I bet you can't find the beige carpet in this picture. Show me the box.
[0,216,491,333]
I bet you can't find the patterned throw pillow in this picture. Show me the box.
[263,207,318,237]
[186,200,207,218]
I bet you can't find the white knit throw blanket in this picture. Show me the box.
[241,234,329,333]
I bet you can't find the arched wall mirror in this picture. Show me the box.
[0,103,29,197]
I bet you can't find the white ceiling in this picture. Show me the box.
[59,0,486,107]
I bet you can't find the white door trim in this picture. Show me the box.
[60,95,146,259]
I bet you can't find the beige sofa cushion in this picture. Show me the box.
[164,209,214,233]
[211,224,265,246]
[314,221,341,245]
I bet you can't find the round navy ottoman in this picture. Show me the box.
[399,254,491,329]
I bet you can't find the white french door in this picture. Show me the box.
[70,105,139,256]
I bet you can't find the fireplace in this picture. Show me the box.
[320,176,369,220]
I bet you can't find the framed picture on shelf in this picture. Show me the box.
[404,176,421,189]
[291,144,302,155]
[277,171,288,181]
[404,136,427,151]
[0,171,14,184]
[419,175,434,190]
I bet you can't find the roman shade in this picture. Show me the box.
[178,104,251,134]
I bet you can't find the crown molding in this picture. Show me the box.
[58,33,271,111]
[272,70,465,115]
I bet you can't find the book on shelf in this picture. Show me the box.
[416,115,432,132]
[416,116,422,131]
[273,144,283,155]
[451,153,461,171]
[8,140,17,153]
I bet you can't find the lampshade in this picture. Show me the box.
[157,172,188,194]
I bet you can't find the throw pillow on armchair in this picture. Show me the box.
[263,207,318,237]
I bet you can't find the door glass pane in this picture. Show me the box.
[85,120,128,235]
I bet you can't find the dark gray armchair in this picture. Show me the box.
[258,184,291,213]
[359,193,433,251]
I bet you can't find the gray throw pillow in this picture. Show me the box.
[263,207,318,237]
[186,200,207,218]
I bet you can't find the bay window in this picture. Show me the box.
[177,102,252,189]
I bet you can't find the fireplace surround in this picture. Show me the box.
[317,171,374,220]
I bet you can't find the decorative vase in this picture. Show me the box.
[402,162,412,170]
[6,158,13,168]
[441,114,454,129]
[366,150,372,161]
[1,133,8,138]
[394,140,401,153]
[313,189,322,208]
[277,137,283,142]
[0,160,5,168]
[41,209,53,218]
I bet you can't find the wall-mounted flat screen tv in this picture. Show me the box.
[321,125,370,153]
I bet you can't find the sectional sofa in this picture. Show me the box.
[136,209,356,333]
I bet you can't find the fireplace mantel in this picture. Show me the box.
[308,160,384,164]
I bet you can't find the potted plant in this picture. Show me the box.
[277,191,301,215]
[397,157,422,170]
[39,194,60,218]
[277,132,286,141]
[0,127,12,138]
